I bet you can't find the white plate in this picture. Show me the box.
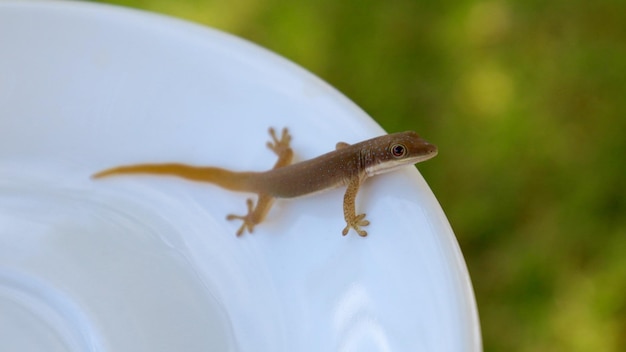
[0,1,480,351]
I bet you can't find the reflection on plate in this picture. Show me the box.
[0,1,480,351]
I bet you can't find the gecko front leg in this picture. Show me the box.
[226,127,293,236]
[341,175,370,237]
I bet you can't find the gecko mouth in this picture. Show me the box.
[415,147,438,162]
[366,152,436,176]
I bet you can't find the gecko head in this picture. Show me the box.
[366,131,438,176]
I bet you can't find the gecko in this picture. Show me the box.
[92,127,438,237]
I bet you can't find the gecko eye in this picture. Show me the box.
[390,144,407,158]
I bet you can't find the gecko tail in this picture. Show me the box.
[92,163,256,192]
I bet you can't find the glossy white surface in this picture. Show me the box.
[0,1,481,351]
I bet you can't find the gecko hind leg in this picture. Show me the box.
[266,127,293,168]
[227,195,275,236]
[226,198,256,236]
[226,127,293,236]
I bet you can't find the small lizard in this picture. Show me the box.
[92,127,437,237]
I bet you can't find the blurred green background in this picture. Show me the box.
[93,0,626,350]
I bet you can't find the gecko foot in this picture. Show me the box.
[342,213,370,237]
[267,127,292,157]
[226,198,258,236]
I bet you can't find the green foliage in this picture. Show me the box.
[95,0,626,350]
